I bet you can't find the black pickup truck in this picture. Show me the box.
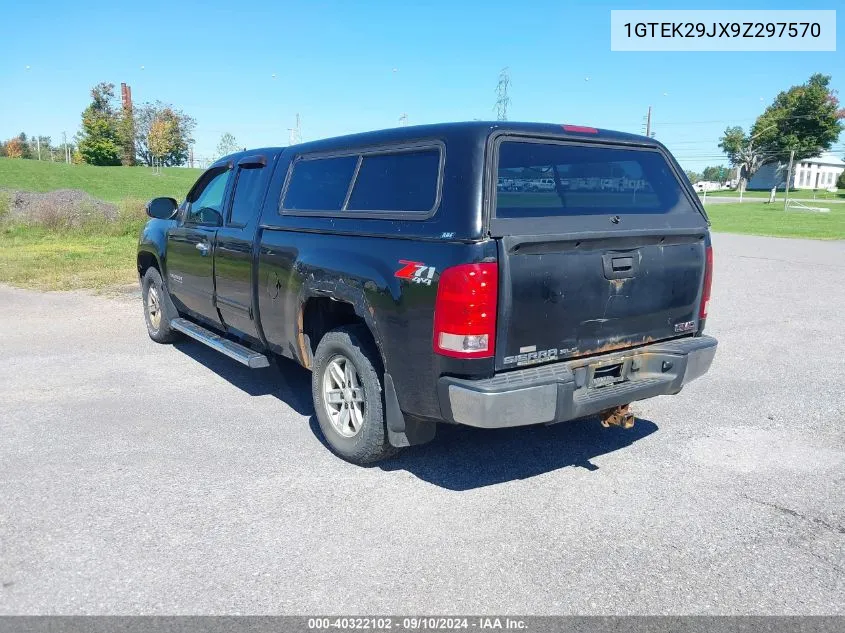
[138,121,717,464]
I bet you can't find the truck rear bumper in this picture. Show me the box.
[437,335,717,429]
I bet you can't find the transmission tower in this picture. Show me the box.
[494,67,511,121]
[399,113,408,127]
[288,113,302,145]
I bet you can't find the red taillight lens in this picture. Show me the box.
[700,245,713,319]
[433,263,498,358]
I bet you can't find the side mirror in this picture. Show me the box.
[146,197,178,220]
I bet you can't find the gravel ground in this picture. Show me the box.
[1,233,844,615]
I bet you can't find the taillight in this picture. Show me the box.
[700,245,713,319]
[562,124,598,134]
[433,263,498,358]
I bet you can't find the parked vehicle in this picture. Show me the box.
[138,122,717,464]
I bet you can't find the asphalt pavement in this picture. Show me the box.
[1,233,844,615]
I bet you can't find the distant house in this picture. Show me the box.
[748,153,844,191]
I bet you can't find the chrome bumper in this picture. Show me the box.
[438,336,717,429]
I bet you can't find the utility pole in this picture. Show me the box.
[36,135,41,160]
[63,132,69,164]
[783,149,795,211]
[189,146,194,169]
[494,67,511,121]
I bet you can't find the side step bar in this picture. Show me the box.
[170,318,270,368]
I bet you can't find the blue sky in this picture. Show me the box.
[1,0,842,170]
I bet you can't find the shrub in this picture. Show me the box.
[0,191,9,220]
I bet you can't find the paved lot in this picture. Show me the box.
[1,233,844,615]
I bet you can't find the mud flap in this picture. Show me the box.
[384,373,436,448]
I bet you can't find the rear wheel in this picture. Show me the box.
[141,267,179,344]
[312,325,397,464]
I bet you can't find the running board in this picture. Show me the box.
[170,318,270,368]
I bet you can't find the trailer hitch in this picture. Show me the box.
[599,404,635,429]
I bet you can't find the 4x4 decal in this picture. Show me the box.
[395,260,437,286]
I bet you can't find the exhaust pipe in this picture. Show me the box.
[599,404,635,429]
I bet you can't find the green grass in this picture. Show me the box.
[697,189,844,200]
[0,226,140,290]
[705,201,845,239]
[0,159,202,290]
[0,157,201,203]
[0,199,147,291]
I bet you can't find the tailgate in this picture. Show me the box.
[490,136,709,371]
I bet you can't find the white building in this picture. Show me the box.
[748,153,844,191]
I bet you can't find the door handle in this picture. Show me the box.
[602,252,639,280]
[611,256,633,271]
[196,242,210,256]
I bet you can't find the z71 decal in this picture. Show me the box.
[674,320,696,333]
[395,260,437,286]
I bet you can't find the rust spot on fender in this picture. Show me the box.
[296,305,311,369]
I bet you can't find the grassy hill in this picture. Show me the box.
[0,157,202,203]
[0,158,204,290]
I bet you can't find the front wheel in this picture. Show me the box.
[141,267,179,344]
[311,325,397,465]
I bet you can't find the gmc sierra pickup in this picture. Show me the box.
[138,121,717,464]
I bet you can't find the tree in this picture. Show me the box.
[216,133,240,158]
[147,115,176,170]
[837,171,845,190]
[684,169,701,184]
[720,75,844,194]
[15,133,33,159]
[118,107,135,167]
[719,126,764,193]
[53,140,75,163]
[752,74,844,166]
[23,135,52,160]
[134,101,196,166]
[4,137,24,159]
[702,166,728,183]
[76,82,122,165]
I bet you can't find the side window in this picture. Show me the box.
[186,168,230,225]
[229,165,268,226]
[346,149,440,213]
[282,156,358,211]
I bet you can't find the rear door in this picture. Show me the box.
[166,165,231,323]
[490,135,709,371]
[214,154,273,337]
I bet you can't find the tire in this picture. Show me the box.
[141,267,179,344]
[311,325,398,465]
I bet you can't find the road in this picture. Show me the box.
[1,233,844,615]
